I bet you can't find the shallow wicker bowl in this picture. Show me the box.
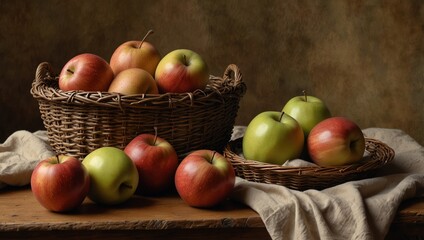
[31,62,246,160]
[224,137,395,190]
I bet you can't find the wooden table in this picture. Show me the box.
[0,186,423,239]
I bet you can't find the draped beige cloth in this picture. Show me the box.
[230,127,424,240]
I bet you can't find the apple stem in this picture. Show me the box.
[153,126,158,145]
[211,151,217,163]
[302,90,307,102]
[279,111,284,122]
[67,69,74,74]
[182,55,189,66]
[138,29,154,49]
[55,155,60,164]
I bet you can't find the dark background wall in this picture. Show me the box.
[1,0,423,145]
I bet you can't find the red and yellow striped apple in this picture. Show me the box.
[155,49,209,93]
[307,117,365,166]
[31,155,90,212]
[108,68,158,95]
[109,30,161,77]
[124,132,178,196]
[175,150,235,208]
[59,53,114,91]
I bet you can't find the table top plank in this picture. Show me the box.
[0,186,264,232]
[1,185,423,239]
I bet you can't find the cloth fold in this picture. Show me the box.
[230,127,424,240]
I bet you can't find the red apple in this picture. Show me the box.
[154,49,209,93]
[307,117,366,166]
[124,130,178,196]
[175,150,235,208]
[108,68,159,95]
[59,53,114,91]
[110,30,161,77]
[30,155,90,212]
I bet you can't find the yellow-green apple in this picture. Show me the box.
[175,150,235,208]
[82,147,138,205]
[282,91,331,138]
[242,111,304,165]
[108,68,159,95]
[59,53,114,91]
[307,117,366,166]
[124,131,178,196]
[154,49,209,93]
[30,155,90,212]
[109,30,161,77]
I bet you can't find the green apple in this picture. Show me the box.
[82,147,139,205]
[282,91,331,137]
[242,111,304,165]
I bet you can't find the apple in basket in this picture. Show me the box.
[59,53,114,91]
[175,150,235,208]
[155,49,209,93]
[31,155,90,212]
[124,130,179,196]
[108,68,159,95]
[307,117,366,166]
[82,147,139,205]
[282,90,331,138]
[242,111,304,165]
[109,30,161,77]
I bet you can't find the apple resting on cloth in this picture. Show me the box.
[175,150,235,208]
[108,68,159,95]
[155,49,209,93]
[124,132,179,196]
[243,111,304,165]
[82,147,139,205]
[307,117,366,166]
[59,53,114,91]
[31,155,90,212]
[109,30,161,77]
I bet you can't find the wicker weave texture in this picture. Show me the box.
[31,62,246,160]
[224,138,395,190]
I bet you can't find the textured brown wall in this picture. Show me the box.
[1,0,423,145]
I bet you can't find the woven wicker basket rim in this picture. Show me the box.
[30,62,246,109]
[225,137,395,177]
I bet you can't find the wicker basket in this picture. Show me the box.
[224,137,395,190]
[31,62,246,160]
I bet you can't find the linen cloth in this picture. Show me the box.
[230,127,424,240]
[0,128,423,239]
[0,130,54,189]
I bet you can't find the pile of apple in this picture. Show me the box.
[243,91,366,167]
[31,30,236,212]
[58,30,210,95]
[31,129,235,212]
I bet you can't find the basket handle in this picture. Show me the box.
[223,64,243,88]
[35,62,55,83]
